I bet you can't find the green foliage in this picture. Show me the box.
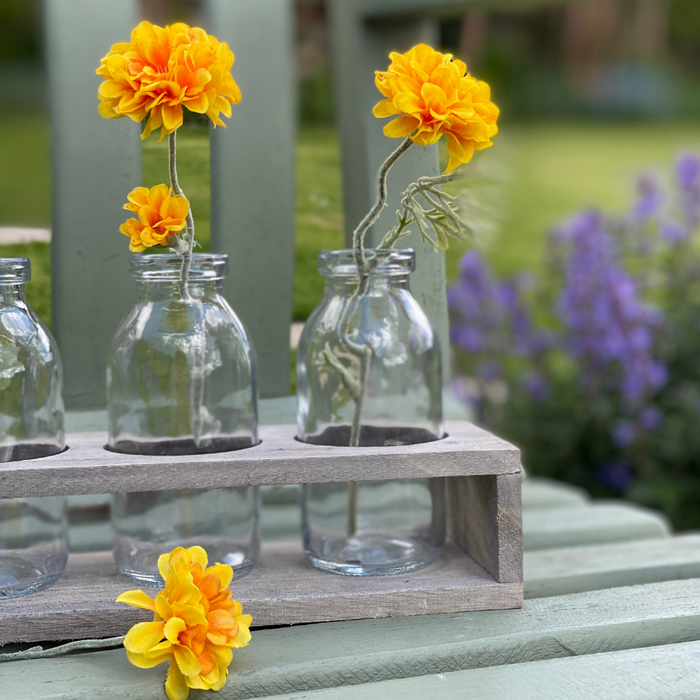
[300,65,335,126]
[0,0,40,62]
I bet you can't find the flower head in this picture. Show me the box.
[97,21,241,140]
[117,546,251,700]
[373,44,499,173]
[120,184,189,252]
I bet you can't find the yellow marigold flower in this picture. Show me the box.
[96,21,241,141]
[119,184,189,252]
[373,43,499,173]
[117,546,252,700]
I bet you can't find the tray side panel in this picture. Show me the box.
[0,421,522,499]
[0,543,522,644]
[448,474,523,585]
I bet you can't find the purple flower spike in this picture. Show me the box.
[632,173,663,219]
[661,221,686,245]
[555,210,665,404]
[521,371,549,401]
[677,154,700,230]
[596,462,634,494]
[613,421,637,447]
[677,154,700,191]
[638,406,663,430]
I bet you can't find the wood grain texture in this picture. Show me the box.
[525,533,700,599]
[447,474,522,584]
[0,421,521,499]
[523,501,671,550]
[4,578,700,699]
[0,540,521,644]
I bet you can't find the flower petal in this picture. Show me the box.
[384,116,419,139]
[164,616,186,644]
[124,621,165,654]
[174,644,201,677]
[126,649,172,669]
[165,659,190,700]
[116,589,157,612]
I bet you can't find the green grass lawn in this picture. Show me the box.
[3,114,700,328]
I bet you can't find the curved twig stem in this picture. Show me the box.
[350,136,414,277]
[168,131,195,302]
[0,636,126,663]
[336,137,413,536]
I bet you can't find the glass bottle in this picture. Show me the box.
[0,257,68,596]
[0,257,65,461]
[108,254,260,584]
[297,249,446,575]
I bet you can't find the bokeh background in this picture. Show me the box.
[3,0,700,527]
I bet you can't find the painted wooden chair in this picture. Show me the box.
[8,1,700,697]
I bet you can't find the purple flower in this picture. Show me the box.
[448,251,551,364]
[677,154,700,191]
[521,370,549,401]
[638,406,663,430]
[632,173,663,219]
[596,462,634,494]
[554,211,666,403]
[477,359,502,382]
[613,421,637,447]
[661,221,686,246]
[677,154,700,230]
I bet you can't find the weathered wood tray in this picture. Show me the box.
[0,421,523,643]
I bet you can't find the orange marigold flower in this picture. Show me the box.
[373,44,499,173]
[117,546,251,700]
[96,21,241,141]
[119,184,189,252]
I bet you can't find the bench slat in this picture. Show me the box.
[523,502,670,550]
[45,0,142,409]
[4,578,700,699]
[271,641,700,699]
[328,2,450,375]
[207,0,296,399]
[521,478,588,510]
[525,533,700,599]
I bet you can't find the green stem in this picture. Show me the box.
[0,636,126,662]
[168,131,195,302]
[338,137,413,536]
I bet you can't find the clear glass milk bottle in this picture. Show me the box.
[107,253,260,584]
[0,257,68,596]
[296,249,446,576]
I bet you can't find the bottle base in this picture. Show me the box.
[0,554,67,598]
[114,537,257,586]
[304,533,442,576]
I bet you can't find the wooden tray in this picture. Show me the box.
[0,421,523,642]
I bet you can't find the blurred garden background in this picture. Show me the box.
[3,0,700,527]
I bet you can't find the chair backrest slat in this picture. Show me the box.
[207,0,296,399]
[329,2,451,377]
[45,0,142,410]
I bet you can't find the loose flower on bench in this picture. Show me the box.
[118,546,251,700]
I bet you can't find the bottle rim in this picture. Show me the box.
[0,257,30,285]
[318,249,415,277]
[129,253,228,281]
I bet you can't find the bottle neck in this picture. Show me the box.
[324,273,411,295]
[134,278,222,302]
[0,283,27,306]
